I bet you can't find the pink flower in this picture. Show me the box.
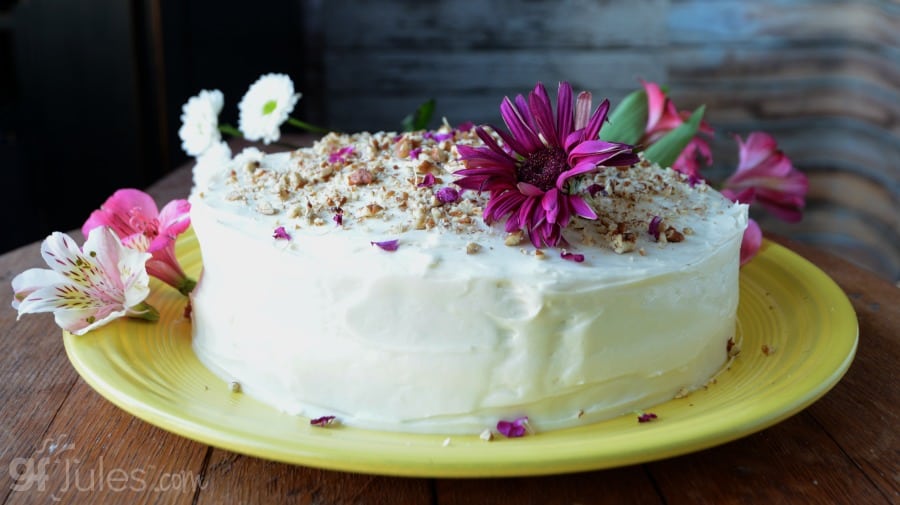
[455,82,638,248]
[11,228,158,335]
[722,132,808,223]
[83,189,195,295]
[641,80,713,178]
[739,219,763,266]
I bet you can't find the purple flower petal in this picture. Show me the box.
[435,187,460,203]
[452,81,638,249]
[409,147,422,159]
[561,251,585,263]
[496,416,530,438]
[328,146,354,164]
[310,415,336,427]
[637,412,658,423]
[417,173,436,188]
[371,239,399,251]
[273,226,291,240]
[648,216,662,240]
[586,184,606,198]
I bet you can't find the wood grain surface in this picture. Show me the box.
[1,164,897,504]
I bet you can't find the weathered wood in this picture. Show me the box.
[196,451,433,505]
[322,0,669,49]
[4,380,209,504]
[309,0,900,281]
[0,246,81,505]
[648,413,890,504]
[436,467,662,504]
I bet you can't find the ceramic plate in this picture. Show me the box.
[63,232,858,477]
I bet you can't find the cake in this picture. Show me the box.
[189,126,748,434]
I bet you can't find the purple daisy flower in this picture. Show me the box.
[454,82,638,247]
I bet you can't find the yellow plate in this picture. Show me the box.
[63,232,858,478]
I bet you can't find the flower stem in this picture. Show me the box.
[129,301,160,322]
[218,123,243,138]
[287,117,331,134]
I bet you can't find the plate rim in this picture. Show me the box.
[62,238,859,478]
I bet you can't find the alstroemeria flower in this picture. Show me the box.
[11,228,157,335]
[722,132,808,222]
[641,80,713,178]
[178,89,224,156]
[740,219,763,266]
[238,73,301,144]
[83,189,195,295]
[455,82,638,247]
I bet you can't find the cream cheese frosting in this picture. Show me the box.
[189,127,748,434]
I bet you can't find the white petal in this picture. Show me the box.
[179,89,224,156]
[39,232,83,276]
[11,268,67,309]
[55,306,128,336]
[238,73,301,144]
[193,141,233,190]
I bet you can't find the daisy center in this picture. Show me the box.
[517,147,568,191]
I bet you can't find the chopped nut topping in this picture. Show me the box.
[505,231,525,246]
[348,168,374,186]
[466,242,482,255]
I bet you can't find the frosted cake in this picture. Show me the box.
[189,127,748,434]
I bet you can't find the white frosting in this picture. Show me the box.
[189,130,748,434]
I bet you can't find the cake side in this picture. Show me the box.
[189,128,748,434]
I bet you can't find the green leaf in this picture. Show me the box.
[599,89,647,145]
[643,105,706,169]
[402,99,436,131]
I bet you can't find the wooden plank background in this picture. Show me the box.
[302,0,899,282]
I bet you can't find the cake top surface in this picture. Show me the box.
[191,126,747,284]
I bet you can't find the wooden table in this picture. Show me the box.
[1,165,897,504]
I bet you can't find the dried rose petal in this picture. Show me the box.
[371,239,399,251]
[273,226,291,240]
[637,412,658,423]
[417,173,436,188]
[435,187,460,203]
[310,415,336,427]
[648,216,662,240]
[560,251,585,263]
[409,147,422,160]
[496,416,530,438]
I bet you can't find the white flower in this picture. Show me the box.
[193,141,233,190]
[11,228,157,335]
[179,89,224,156]
[238,73,300,144]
